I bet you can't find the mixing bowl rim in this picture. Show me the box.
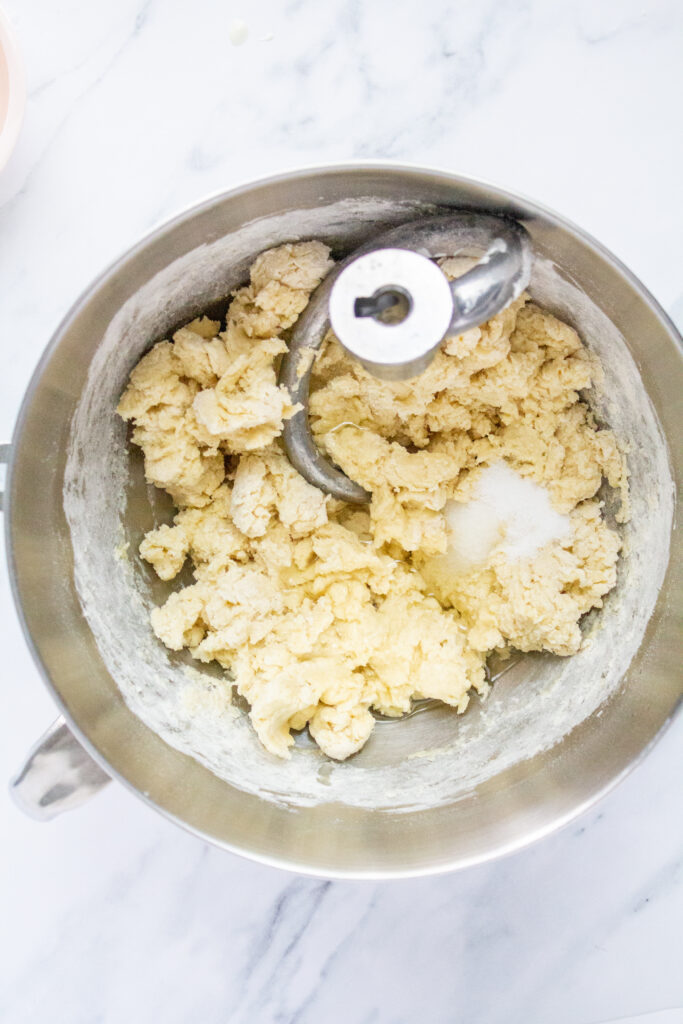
[5,161,682,878]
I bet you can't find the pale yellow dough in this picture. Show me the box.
[118,241,628,761]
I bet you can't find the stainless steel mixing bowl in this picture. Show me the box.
[3,165,681,878]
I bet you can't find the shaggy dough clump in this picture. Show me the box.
[118,241,628,760]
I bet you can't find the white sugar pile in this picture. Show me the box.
[443,462,571,573]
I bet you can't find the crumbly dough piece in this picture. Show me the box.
[417,501,621,655]
[149,520,485,758]
[117,333,225,508]
[118,241,628,761]
[230,446,329,539]
[117,242,334,503]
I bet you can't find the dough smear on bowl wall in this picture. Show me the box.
[115,236,629,763]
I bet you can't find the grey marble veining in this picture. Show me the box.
[0,0,681,1021]
[1,713,681,1023]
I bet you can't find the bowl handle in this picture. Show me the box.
[10,716,111,820]
[2,444,111,818]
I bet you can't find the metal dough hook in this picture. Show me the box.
[279,212,533,504]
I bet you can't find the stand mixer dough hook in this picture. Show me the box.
[279,212,533,503]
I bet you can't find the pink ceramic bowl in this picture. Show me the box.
[0,7,25,171]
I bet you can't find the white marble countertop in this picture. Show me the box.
[1,1,681,1021]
